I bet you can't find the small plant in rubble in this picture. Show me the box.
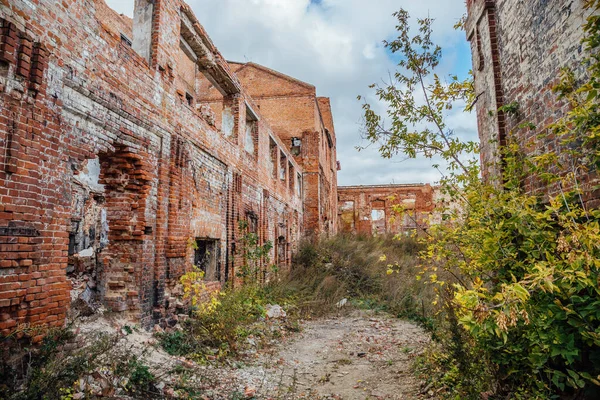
[237,219,274,285]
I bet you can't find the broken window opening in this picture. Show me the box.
[402,211,417,229]
[194,239,221,281]
[290,137,301,156]
[371,208,386,235]
[297,173,302,197]
[339,201,355,232]
[246,212,258,235]
[269,139,278,179]
[277,235,287,266]
[120,33,132,47]
[185,92,194,107]
[340,201,354,212]
[0,60,7,76]
[371,209,385,221]
[288,162,295,192]
[176,35,198,109]
[279,151,287,182]
[222,103,235,137]
[244,104,258,155]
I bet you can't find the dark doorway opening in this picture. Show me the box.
[277,235,286,266]
[194,239,221,281]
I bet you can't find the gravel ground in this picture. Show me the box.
[69,309,430,399]
[228,309,430,399]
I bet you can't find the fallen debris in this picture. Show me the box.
[265,304,287,319]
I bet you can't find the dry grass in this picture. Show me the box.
[277,234,438,322]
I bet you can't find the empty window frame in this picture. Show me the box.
[279,151,287,182]
[290,137,301,156]
[244,104,258,155]
[269,138,278,179]
[288,162,294,192]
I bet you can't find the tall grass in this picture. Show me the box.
[281,234,438,321]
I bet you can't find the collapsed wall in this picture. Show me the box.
[337,184,437,235]
[0,0,317,338]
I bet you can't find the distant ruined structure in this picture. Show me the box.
[465,0,597,204]
[0,0,338,337]
[337,184,437,236]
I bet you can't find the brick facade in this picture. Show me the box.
[337,184,436,235]
[198,62,339,237]
[0,0,335,336]
[466,0,597,203]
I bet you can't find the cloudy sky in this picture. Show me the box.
[105,0,476,186]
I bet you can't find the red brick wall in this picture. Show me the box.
[214,63,339,236]
[0,0,310,336]
[466,0,597,203]
[337,185,436,235]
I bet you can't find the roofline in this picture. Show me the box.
[338,183,433,190]
[226,60,315,90]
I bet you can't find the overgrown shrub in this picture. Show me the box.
[158,283,299,361]
[360,1,600,398]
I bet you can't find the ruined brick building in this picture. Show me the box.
[198,61,339,236]
[0,0,338,336]
[337,184,437,235]
[466,0,597,202]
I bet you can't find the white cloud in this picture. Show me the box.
[104,0,475,185]
[105,0,133,16]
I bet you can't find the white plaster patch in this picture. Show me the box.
[75,158,105,192]
[222,107,234,137]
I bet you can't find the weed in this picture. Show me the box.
[127,360,155,393]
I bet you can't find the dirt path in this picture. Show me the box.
[234,310,430,399]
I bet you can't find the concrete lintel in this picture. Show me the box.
[180,8,241,96]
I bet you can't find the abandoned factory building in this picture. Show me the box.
[198,61,339,236]
[466,0,598,203]
[337,184,437,236]
[0,0,338,336]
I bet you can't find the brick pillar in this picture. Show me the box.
[145,0,181,71]
[465,0,506,184]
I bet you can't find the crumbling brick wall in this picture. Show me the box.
[337,184,436,235]
[198,62,339,237]
[466,0,597,204]
[0,0,312,337]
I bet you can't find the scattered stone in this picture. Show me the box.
[77,247,94,257]
[244,386,256,398]
[265,304,286,319]
[335,298,348,308]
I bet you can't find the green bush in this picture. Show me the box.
[358,1,600,397]
[159,283,298,360]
